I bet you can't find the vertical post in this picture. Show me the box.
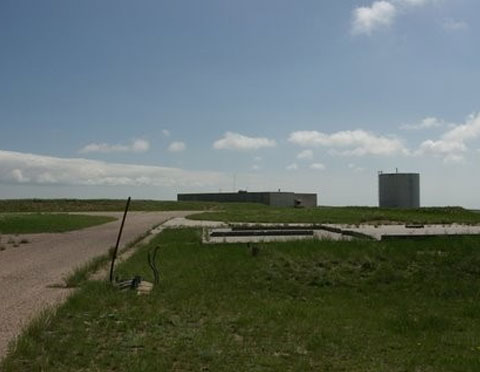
[109,197,131,282]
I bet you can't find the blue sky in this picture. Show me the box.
[1,0,479,207]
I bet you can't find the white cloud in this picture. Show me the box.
[443,18,468,31]
[442,114,480,143]
[352,0,439,35]
[213,132,277,151]
[252,164,261,171]
[79,139,150,154]
[11,169,30,183]
[286,163,298,171]
[417,113,480,163]
[296,149,313,160]
[288,129,407,156]
[352,1,397,35]
[168,141,186,153]
[400,117,443,130]
[310,163,326,171]
[162,129,171,137]
[0,150,226,187]
[419,139,466,155]
[132,139,150,152]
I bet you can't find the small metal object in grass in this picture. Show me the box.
[114,276,154,295]
[114,276,142,290]
[112,245,160,296]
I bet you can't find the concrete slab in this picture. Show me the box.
[187,220,480,244]
[324,223,480,241]
[162,217,228,229]
[203,225,352,244]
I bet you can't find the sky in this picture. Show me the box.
[1,0,479,207]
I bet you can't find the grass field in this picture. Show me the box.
[3,229,480,371]
[2,199,480,226]
[191,205,480,225]
[0,199,218,213]
[0,213,116,234]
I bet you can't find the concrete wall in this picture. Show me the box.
[294,193,318,208]
[178,192,268,204]
[268,192,296,207]
[379,173,420,208]
[178,191,317,208]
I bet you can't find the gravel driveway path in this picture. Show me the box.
[0,211,195,359]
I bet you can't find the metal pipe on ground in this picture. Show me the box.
[109,196,131,282]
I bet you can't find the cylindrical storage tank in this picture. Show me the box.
[378,173,420,208]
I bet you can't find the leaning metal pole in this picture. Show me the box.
[109,196,131,282]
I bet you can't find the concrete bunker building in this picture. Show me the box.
[378,172,420,209]
[178,191,317,208]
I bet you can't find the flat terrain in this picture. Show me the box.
[191,205,480,225]
[0,213,115,234]
[3,229,480,371]
[3,199,480,225]
[0,211,194,358]
[0,199,217,213]
[3,200,480,370]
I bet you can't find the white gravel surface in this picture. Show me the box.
[0,211,195,359]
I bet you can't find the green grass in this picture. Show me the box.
[2,199,479,226]
[0,199,219,212]
[191,205,480,225]
[64,227,156,288]
[0,213,116,234]
[63,252,114,288]
[3,229,480,371]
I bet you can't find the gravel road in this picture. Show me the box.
[0,211,195,359]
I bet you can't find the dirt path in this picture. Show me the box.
[0,211,195,359]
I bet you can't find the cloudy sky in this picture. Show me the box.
[1,0,479,207]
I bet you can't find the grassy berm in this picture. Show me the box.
[2,199,480,226]
[191,205,480,225]
[0,213,116,234]
[3,229,480,371]
[0,199,218,213]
